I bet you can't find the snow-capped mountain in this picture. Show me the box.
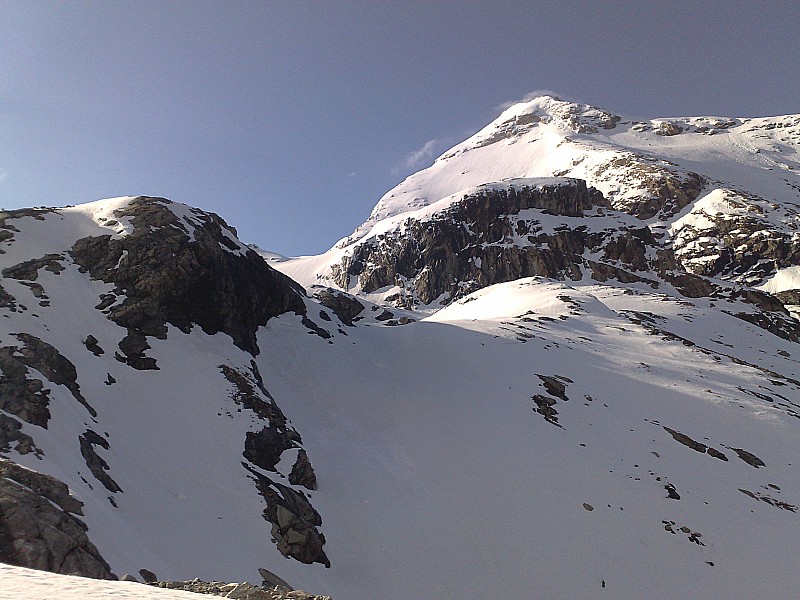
[278,96,800,309]
[3,97,800,600]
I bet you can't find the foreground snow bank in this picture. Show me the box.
[1,563,204,600]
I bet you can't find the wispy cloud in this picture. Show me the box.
[393,139,443,175]
[494,89,567,113]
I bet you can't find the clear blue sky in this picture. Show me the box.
[1,1,798,256]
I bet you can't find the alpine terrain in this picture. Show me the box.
[2,96,800,599]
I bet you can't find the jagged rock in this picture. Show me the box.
[244,426,296,472]
[331,179,655,307]
[83,335,104,356]
[258,567,293,591]
[0,345,52,428]
[149,577,329,599]
[0,461,114,579]
[139,568,158,583]
[245,465,329,568]
[79,430,122,494]
[730,447,765,468]
[13,333,97,417]
[0,414,39,456]
[313,288,365,325]
[1,254,65,281]
[671,189,800,287]
[288,449,317,491]
[70,197,307,356]
[115,329,158,370]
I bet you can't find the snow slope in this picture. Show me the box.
[2,98,800,600]
[256,278,800,599]
[3,564,207,600]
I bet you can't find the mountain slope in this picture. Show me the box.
[276,96,800,306]
[2,97,800,600]
[0,197,331,581]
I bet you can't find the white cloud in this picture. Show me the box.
[393,139,442,175]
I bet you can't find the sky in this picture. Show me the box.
[0,1,798,257]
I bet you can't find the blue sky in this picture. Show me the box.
[1,1,798,256]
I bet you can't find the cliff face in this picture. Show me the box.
[0,197,329,579]
[68,197,307,356]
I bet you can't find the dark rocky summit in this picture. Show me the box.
[69,197,307,355]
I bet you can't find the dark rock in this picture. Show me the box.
[0,414,39,456]
[537,374,570,401]
[2,254,65,281]
[115,329,158,370]
[258,567,293,591]
[533,394,560,427]
[313,288,365,326]
[69,197,307,356]
[244,426,296,472]
[730,447,765,468]
[244,464,329,568]
[332,180,618,307]
[0,461,114,579]
[13,333,97,417]
[289,449,317,491]
[79,430,122,493]
[706,447,728,461]
[83,335,104,356]
[664,483,681,500]
[663,426,707,453]
[0,345,52,428]
[139,568,158,583]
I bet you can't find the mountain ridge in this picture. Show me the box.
[2,97,800,599]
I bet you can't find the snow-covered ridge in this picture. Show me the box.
[342,95,798,243]
[276,96,800,301]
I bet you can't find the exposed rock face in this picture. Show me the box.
[245,465,329,568]
[288,450,317,491]
[589,155,706,220]
[0,332,97,455]
[313,288,365,326]
[0,460,114,579]
[69,197,307,356]
[220,363,324,559]
[331,179,673,307]
[79,430,122,494]
[671,189,800,286]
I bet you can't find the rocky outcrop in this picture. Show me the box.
[590,155,706,220]
[671,189,800,287]
[79,430,122,494]
[245,465,329,568]
[313,288,365,326]
[331,180,668,307]
[148,577,330,599]
[0,459,114,579]
[220,363,324,559]
[288,450,317,491]
[0,332,97,455]
[70,197,307,356]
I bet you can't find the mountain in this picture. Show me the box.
[277,96,800,311]
[2,97,800,599]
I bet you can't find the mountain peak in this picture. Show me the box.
[493,94,621,134]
